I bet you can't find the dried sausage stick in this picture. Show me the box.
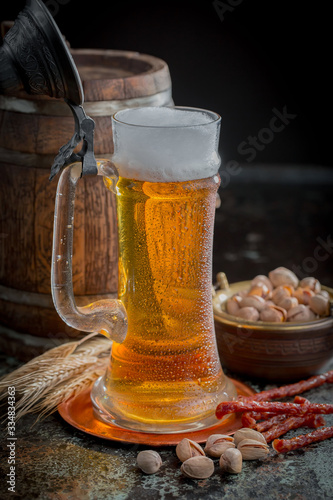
[241,410,277,429]
[262,414,325,442]
[242,371,333,402]
[241,411,280,430]
[249,411,276,419]
[256,396,312,433]
[272,426,333,453]
[241,412,257,428]
[239,378,330,431]
[215,400,333,420]
[256,414,288,433]
[241,394,314,428]
[293,396,310,405]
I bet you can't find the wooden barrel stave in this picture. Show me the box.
[0,49,173,355]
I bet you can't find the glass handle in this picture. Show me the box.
[51,160,128,343]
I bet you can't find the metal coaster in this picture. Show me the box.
[58,379,255,446]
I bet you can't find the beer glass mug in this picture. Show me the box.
[51,106,237,433]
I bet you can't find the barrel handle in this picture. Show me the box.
[51,160,128,343]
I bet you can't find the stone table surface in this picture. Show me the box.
[0,358,332,500]
[1,165,333,499]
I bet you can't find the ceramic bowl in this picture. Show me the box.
[213,278,333,381]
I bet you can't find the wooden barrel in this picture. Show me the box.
[0,49,173,359]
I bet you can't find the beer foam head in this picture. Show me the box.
[112,107,221,182]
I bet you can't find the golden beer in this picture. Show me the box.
[91,107,237,432]
[94,173,235,430]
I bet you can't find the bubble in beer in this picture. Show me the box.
[112,107,221,182]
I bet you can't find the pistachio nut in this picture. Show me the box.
[233,428,267,447]
[240,295,267,311]
[205,433,234,448]
[204,434,235,458]
[259,305,287,322]
[237,438,269,460]
[137,450,162,474]
[236,306,259,321]
[293,287,315,305]
[180,456,215,479]
[318,290,330,299]
[299,277,321,293]
[248,284,271,299]
[271,285,293,305]
[309,294,330,316]
[226,295,242,315]
[176,438,205,463]
[277,296,298,311]
[268,267,299,289]
[287,304,316,323]
[251,274,273,291]
[219,447,242,474]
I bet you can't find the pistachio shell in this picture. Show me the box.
[233,428,267,446]
[219,448,242,474]
[226,296,242,315]
[300,277,321,293]
[240,295,266,311]
[248,284,271,299]
[205,434,234,448]
[287,304,316,322]
[268,267,299,288]
[309,294,330,316]
[205,441,235,458]
[137,450,162,474]
[272,285,292,305]
[237,438,269,460]
[236,306,260,321]
[278,296,299,311]
[318,290,330,299]
[293,287,315,305]
[181,456,215,479]
[260,305,287,322]
[176,438,205,462]
[251,275,273,291]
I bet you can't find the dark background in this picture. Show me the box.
[1,0,332,169]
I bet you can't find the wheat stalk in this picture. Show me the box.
[74,336,112,357]
[33,361,108,422]
[0,334,112,423]
[0,341,80,391]
[15,355,100,416]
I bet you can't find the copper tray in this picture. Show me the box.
[58,379,254,446]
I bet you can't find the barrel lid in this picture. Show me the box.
[71,50,172,102]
